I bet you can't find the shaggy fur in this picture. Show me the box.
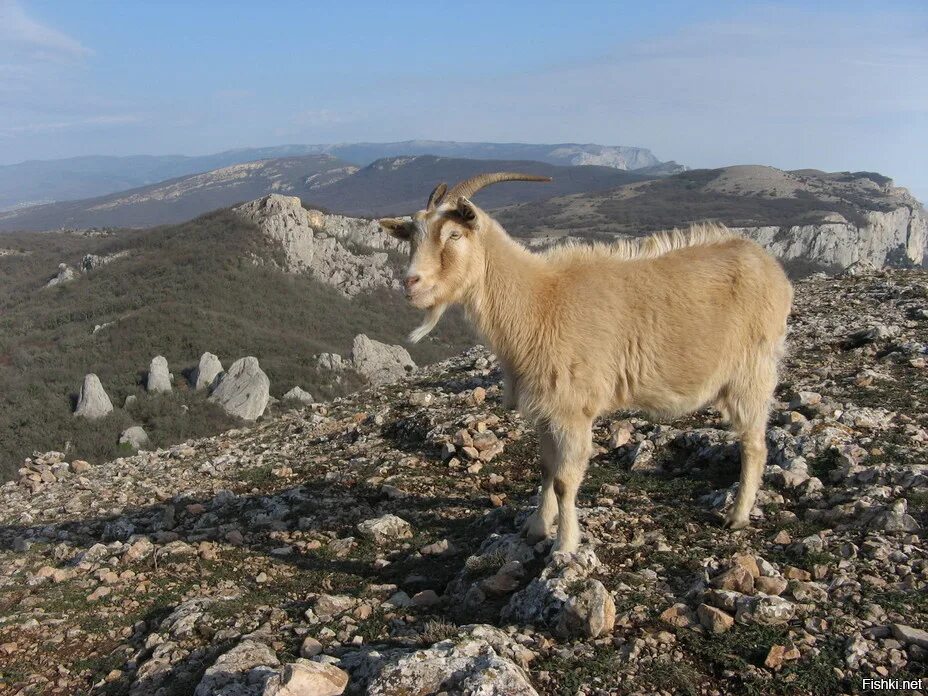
[381,181,792,552]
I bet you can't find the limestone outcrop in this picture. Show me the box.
[235,194,400,297]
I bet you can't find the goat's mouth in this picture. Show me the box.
[405,286,435,309]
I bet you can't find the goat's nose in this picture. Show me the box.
[404,275,421,291]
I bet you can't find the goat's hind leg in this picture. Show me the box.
[723,365,775,530]
[725,425,766,529]
[522,422,558,544]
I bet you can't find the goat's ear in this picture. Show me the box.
[456,197,481,226]
[379,218,413,240]
[426,183,447,211]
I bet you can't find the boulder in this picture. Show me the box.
[193,352,223,391]
[74,374,113,420]
[341,624,537,696]
[146,356,172,393]
[283,386,314,404]
[119,426,149,450]
[209,357,270,420]
[356,514,413,544]
[502,547,615,638]
[193,639,279,696]
[316,353,345,371]
[263,662,348,696]
[46,263,76,287]
[350,334,415,386]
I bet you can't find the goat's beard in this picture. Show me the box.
[408,303,448,343]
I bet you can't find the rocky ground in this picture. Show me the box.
[1,269,926,696]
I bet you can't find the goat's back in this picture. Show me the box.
[528,235,792,420]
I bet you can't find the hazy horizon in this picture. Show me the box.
[2,0,926,200]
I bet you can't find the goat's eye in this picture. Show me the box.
[449,231,462,241]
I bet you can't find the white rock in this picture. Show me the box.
[147,356,172,393]
[350,334,415,386]
[46,263,76,287]
[194,639,279,696]
[193,352,223,391]
[74,374,113,420]
[283,386,314,404]
[119,426,149,450]
[263,662,348,696]
[210,357,270,420]
[356,514,413,545]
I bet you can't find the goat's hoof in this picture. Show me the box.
[550,538,579,556]
[521,515,553,545]
[723,515,750,530]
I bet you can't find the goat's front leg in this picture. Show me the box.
[523,422,557,544]
[501,361,519,410]
[550,419,593,554]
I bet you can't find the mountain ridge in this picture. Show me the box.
[0,141,675,212]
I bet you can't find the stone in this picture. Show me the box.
[890,624,928,649]
[193,352,223,391]
[119,426,149,450]
[264,662,348,696]
[697,604,734,633]
[788,391,822,409]
[316,353,345,371]
[502,546,611,638]
[350,334,416,386]
[412,590,441,607]
[283,386,314,405]
[660,603,698,628]
[711,565,755,594]
[607,423,632,449]
[784,566,811,581]
[408,391,432,407]
[299,636,323,658]
[74,374,113,420]
[194,639,279,696]
[764,643,801,669]
[341,625,538,696]
[46,262,76,287]
[557,580,616,638]
[628,440,658,472]
[755,576,788,596]
[356,514,413,545]
[146,356,172,393]
[735,595,795,625]
[313,595,355,622]
[210,357,270,420]
[732,554,761,578]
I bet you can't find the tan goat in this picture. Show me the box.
[380,173,793,553]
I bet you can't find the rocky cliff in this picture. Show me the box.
[738,202,926,271]
[235,194,401,297]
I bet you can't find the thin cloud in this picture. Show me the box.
[0,114,143,137]
[0,0,92,62]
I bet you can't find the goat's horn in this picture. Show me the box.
[445,172,552,203]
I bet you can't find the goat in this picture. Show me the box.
[380,173,793,553]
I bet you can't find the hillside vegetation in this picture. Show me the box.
[0,210,474,481]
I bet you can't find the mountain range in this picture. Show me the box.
[0,140,678,212]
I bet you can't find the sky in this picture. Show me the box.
[2,0,927,199]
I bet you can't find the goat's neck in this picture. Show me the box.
[464,224,547,369]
